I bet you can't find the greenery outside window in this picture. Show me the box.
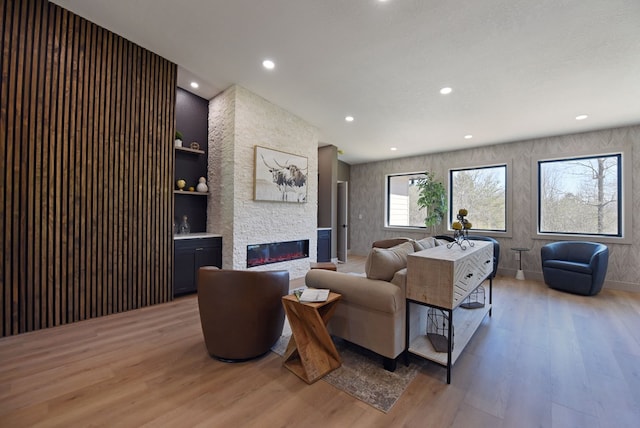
[449,165,507,232]
[387,173,427,228]
[538,154,621,237]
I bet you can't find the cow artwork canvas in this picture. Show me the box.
[254,146,308,203]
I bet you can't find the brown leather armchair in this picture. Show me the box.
[197,267,289,361]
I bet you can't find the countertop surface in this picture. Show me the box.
[173,233,222,240]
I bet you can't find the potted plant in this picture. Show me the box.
[175,130,183,147]
[415,171,447,233]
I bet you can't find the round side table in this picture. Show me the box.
[511,247,530,280]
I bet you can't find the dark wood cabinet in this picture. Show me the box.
[317,229,331,262]
[174,236,222,296]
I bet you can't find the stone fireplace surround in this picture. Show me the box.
[208,85,319,279]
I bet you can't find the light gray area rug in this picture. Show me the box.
[271,319,419,413]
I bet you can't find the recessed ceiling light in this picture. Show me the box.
[190,81,199,89]
[464,134,473,139]
[345,116,354,122]
[262,59,275,70]
[440,87,453,95]
[576,114,588,120]
[390,147,397,151]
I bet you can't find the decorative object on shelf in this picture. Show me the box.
[447,208,474,250]
[196,176,208,193]
[254,146,308,203]
[426,307,454,353]
[178,215,190,234]
[188,186,195,192]
[176,179,186,191]
[415,171,447,234]
[460,285,485,309]
[175,130,183,148]
[189,142,200,150]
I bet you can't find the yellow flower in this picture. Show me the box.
[452,221,462,230]
[458,208,468,216]
[464,221,472,229]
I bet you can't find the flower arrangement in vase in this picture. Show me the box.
[448,208,474,250]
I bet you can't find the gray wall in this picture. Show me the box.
[349,125,640,291]
[338,160,351,183]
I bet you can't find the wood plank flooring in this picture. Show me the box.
[1,257,639,427]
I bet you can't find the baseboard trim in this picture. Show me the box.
[496,268,639,292]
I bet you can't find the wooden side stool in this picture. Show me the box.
[282,292,342,383]
[310,262,337,271]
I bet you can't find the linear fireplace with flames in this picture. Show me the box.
[247,239,310,268]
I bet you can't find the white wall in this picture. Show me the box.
[208,85,319,279]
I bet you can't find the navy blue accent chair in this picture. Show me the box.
[541,241,609,296]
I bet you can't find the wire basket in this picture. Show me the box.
[426,308,454,353]
[460,285,485,309]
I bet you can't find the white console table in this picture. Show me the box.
[405,240,494,383]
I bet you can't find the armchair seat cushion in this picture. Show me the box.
[543,260,592,275]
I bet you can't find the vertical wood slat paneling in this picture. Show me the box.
[0,0,9,335]
[0,0,176,337]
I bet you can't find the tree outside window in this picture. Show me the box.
[449,165,506,231]
[538,154,621,236]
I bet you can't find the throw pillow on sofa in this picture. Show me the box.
[413,236,438,251]
[364,241,415,281]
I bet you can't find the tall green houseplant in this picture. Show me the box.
[416,171,447,232]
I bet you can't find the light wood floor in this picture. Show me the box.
[1,257,639,428]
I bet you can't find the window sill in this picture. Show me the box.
[533,233,631,246]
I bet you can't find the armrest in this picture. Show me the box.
[589,247,609,284]
[541,244,559,262]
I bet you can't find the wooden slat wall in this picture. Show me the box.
[0,0,176,337]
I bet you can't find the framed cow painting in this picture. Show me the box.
[254,146,308,203]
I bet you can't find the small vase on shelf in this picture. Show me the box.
[178,215,190,235]
[175,131,184,147]
[196,177,208,193]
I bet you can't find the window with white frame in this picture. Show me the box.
[449,165,507,232]
[538,154,621,237]
[386,173,427,228]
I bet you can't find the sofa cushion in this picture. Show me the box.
[390,267,407,292]
[413,236,438,251]
[371,237,414,249]
[305,269,404,314]
[365,241,414,281]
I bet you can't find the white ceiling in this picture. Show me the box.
[52,0,640,164]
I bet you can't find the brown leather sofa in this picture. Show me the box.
[197,267,289,361]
